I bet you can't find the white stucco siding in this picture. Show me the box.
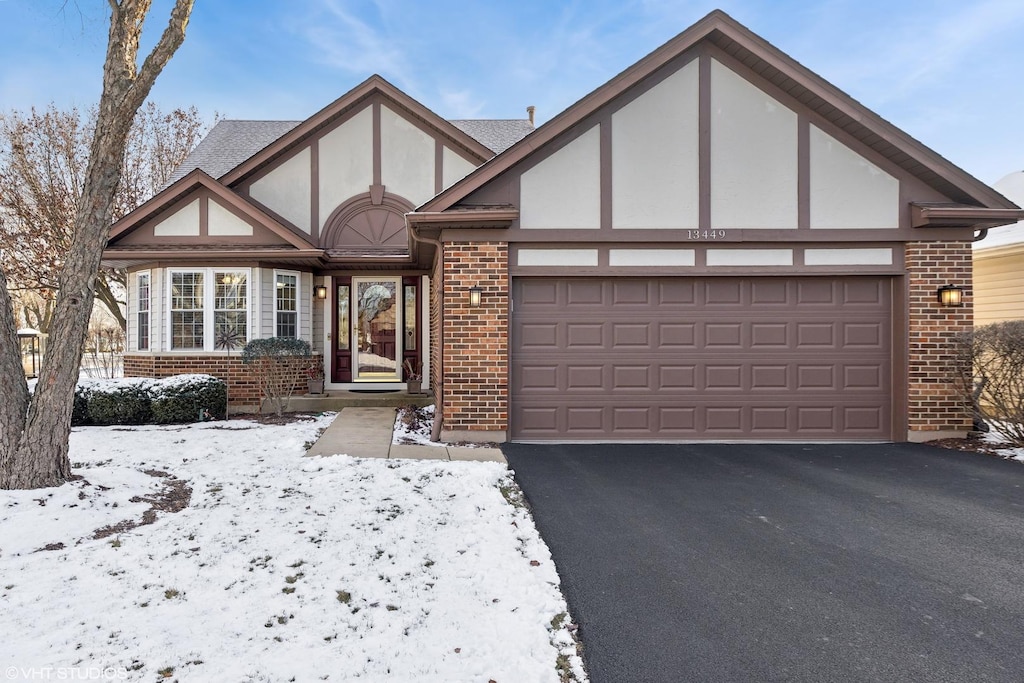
[608,249,696,267]
[517,249,599,267]
[380,105,435,206]
[804,248,893,266]
[612,61,699,229]
[710,59,798,229]
[153,198,200,236]
[250,147,312,233]
[319,108,374,229]
[810,125,899,229]
[706,249,794,266]
[520,125,601,229]
[442,146,476,190]
[208,200,254,236]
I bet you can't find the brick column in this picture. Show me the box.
[905,241,973,441]
[439,241,509,442]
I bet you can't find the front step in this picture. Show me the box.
[255,391,434,414]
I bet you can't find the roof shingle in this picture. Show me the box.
[167,116,533,188]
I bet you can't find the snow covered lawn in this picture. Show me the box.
[0,415,586,682]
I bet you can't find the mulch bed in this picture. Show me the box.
[926,434,1021,459]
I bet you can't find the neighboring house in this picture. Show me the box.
[973,170,1024,325]
[104,10,1023,444]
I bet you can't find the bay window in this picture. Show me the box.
[169,268,249,350]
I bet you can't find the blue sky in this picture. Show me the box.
[1,0,1022,185]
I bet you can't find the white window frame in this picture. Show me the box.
[135,270,151,351]
[166,267,251,352]
[274,269,301,339]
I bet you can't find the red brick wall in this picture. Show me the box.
[430,254,443,399]
[440,241,508,434]
[905,241,973,436]
[124,354,319,408]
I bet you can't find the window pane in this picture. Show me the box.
[276,311,297,338]
[337,285,349,351]
[214,272,248,345]
[404,284,417,351]
[171,272,203,310]
[138,312,149,350]
[172,311,204,349]
[276,273,297,311]
[171,272,204,349]
[137,273,150,351]
[215,272,247,310]
[275,273,298,338]
[215,311,248,344]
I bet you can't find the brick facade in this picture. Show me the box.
[438,241,509,441]
[905,241,973,439]
[124,354,319,411]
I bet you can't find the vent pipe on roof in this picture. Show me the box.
[527,106,535,126]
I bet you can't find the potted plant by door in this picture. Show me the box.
[306,357,325,395]
[403,359,423,395]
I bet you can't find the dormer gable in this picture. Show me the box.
[108,169,315,250]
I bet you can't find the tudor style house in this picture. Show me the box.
[105,10,1023,444]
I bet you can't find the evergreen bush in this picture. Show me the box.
[151,374,227,423]
[85,381,154,425]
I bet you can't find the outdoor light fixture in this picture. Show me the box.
[937,284,964,307]
[468,286,483,307]
[314,285,328,300]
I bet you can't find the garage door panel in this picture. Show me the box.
[612,323,651,347]
[512,277,892,441]
[566,323,604,348]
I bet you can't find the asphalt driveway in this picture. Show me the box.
[502,442,1024,683]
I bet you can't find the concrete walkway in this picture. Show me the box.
[304,406,506,462]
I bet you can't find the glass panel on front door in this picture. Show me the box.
[354,279,399,380]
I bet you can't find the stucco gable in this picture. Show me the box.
[108,169,315,250]
[418,10,1019,221]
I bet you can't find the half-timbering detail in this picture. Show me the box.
[106,12,1022,441]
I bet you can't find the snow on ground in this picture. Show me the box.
[0,415,586,682]
[393,404,445,447]
[981,425,1024,462]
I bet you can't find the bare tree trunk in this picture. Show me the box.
[95,275,127,330]
[0,268,30,488]
[0,0,194,489]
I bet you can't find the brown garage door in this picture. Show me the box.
[511,277,893,441]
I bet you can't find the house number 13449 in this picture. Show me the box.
[687,230,727,240]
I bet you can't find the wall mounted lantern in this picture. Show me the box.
[314,285,328,300]
[468,286,483,308]
[937,284,964,307]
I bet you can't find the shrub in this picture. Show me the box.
[954,321,1024,445]
[71,385,91,426]
[85,380,154,425]
[242,337,311,416]
[151,374,227,424]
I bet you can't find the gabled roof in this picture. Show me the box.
[416,9,1020,217]
[108,169,318,251]
[217,75,508,187]
[449,120,535,154]
[166,120,301,185]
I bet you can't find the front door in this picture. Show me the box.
[353,278,399,380]
[332,276,421,384]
